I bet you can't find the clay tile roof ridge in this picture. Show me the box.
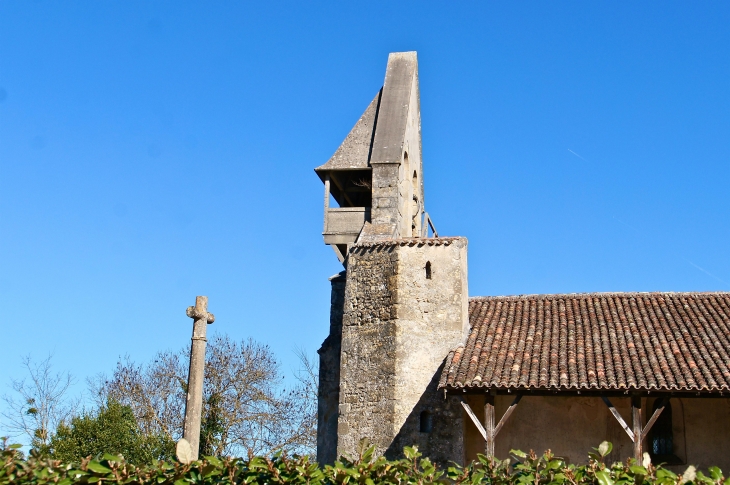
[469,291,730,302]
[354,236,465,249]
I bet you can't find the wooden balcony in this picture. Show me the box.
[323,207,370,245]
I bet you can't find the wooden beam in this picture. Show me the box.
[485,394,495,457]
[428,214,438,238]
[422,212,439,238]
[330,245,345,264]
[494,395,522,437]
[460,399,487,441]
[602,396,635,442]
[632,396,643,461]
[642,398,667,437]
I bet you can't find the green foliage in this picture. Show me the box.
[199,394,224,457]
[46,399,174,464]
[0,439,722,485]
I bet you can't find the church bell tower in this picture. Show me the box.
[316,52,468,466]
[315,52,432,264]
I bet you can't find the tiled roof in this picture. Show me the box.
[353,236,464,249]
[439,292,730,394]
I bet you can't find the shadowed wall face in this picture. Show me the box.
[317,272,346,464]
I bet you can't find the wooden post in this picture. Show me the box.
[484,394,495,457]
[632,395,643,462]
[176,296,215,463]
[323,173,330,233]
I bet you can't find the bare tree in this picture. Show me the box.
[289,348,318,455]
[1,354,78,449]
[94,334,317,458]
[89,350,185,443]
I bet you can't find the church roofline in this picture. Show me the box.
[440,291,730,396]
[350,236,466,249]
[469,291,730,301]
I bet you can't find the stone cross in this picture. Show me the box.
[176,296,215,463]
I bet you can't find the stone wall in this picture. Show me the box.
[338,244,399,456]
[365,51,423,241]
[317,272,346,464]
[336,238,468,465]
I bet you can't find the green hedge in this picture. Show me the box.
[1,440,725,485]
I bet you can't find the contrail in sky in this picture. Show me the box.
[611,218,729,288]
[687,261,730,287]
[568,149,588,162]
[574,148,727,288]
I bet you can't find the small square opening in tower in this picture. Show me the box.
[420,410,433,433]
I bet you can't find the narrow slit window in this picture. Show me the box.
[420,411,433,433]
[425,261,432,279]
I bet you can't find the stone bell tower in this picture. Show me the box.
[315,52,430,263]
[316,52,468,465]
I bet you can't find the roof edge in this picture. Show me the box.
[469,291,730,301]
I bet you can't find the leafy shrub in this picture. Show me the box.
[0,438,722,485]
[47,399,174,464]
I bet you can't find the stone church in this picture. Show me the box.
[315,52,730,471]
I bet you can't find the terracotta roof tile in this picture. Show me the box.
[352,236,464,249]
[438,292,730,394]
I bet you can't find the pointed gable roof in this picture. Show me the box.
[315,51,421,181]
[315,90,381,179]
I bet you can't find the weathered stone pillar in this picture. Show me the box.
[176,296,215,463]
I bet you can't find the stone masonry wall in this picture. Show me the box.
[338,245,399,455]
[388,239,468,464]
[337,238,468,466]
[317,272,346,464]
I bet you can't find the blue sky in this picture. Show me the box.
[2,1,729,430]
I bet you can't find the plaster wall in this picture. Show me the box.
[463,395,730,472]
[679,397,730,471]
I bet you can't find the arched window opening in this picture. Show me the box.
[420,410,433,433]
[425,261,432,279]
[649,398,682,464]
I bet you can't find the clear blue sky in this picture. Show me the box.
[2,1,729,424]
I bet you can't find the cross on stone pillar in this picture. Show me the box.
[176,296,215,463]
